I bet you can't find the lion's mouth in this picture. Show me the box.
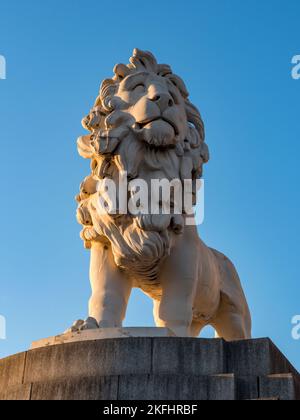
[134,117,179,136]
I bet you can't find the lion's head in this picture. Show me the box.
[76,49,209,279]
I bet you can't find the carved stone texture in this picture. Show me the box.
[73,49,251,340]
[0,338,299,400]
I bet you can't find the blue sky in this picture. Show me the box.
[0,0,299,369]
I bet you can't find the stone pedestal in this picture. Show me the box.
[31,327,175,349]
[0,336,299,400]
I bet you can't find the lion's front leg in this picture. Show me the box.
[89,241,132,328]
[154,228,199,337]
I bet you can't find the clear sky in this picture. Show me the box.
[0,0,299,370]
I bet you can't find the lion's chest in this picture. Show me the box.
[120,256,164,300]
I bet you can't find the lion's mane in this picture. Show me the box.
[76,49,209,282]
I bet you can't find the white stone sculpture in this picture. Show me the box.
[71,49,251,340]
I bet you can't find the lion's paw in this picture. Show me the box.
[65,317,99,334]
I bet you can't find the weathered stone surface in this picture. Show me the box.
[0,338,299,400]
[118,374,235,401]
[235,376,259,400]
[152,338,225,376]
[295,373,300,400]
[208,375,236,401]
[119,374,206,401]
[259,374,297,401]
[0,383,31,401]
[24,338,152,384]
[1,374,235,401]
[0,352,26,394]
[226,338,297,376]
[31,376,118,401]
[31,327,174,350]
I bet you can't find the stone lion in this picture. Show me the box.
[72,49,251,340]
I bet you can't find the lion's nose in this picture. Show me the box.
[150,93,174,112]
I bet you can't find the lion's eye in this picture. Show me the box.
[133,83,145,92]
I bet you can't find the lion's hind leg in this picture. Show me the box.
[209,249,252,341]
[211,300,251,341]
[189,320,207,337]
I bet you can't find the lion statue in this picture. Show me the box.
[70,49,251,340]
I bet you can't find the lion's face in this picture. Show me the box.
[116,72,188,147]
